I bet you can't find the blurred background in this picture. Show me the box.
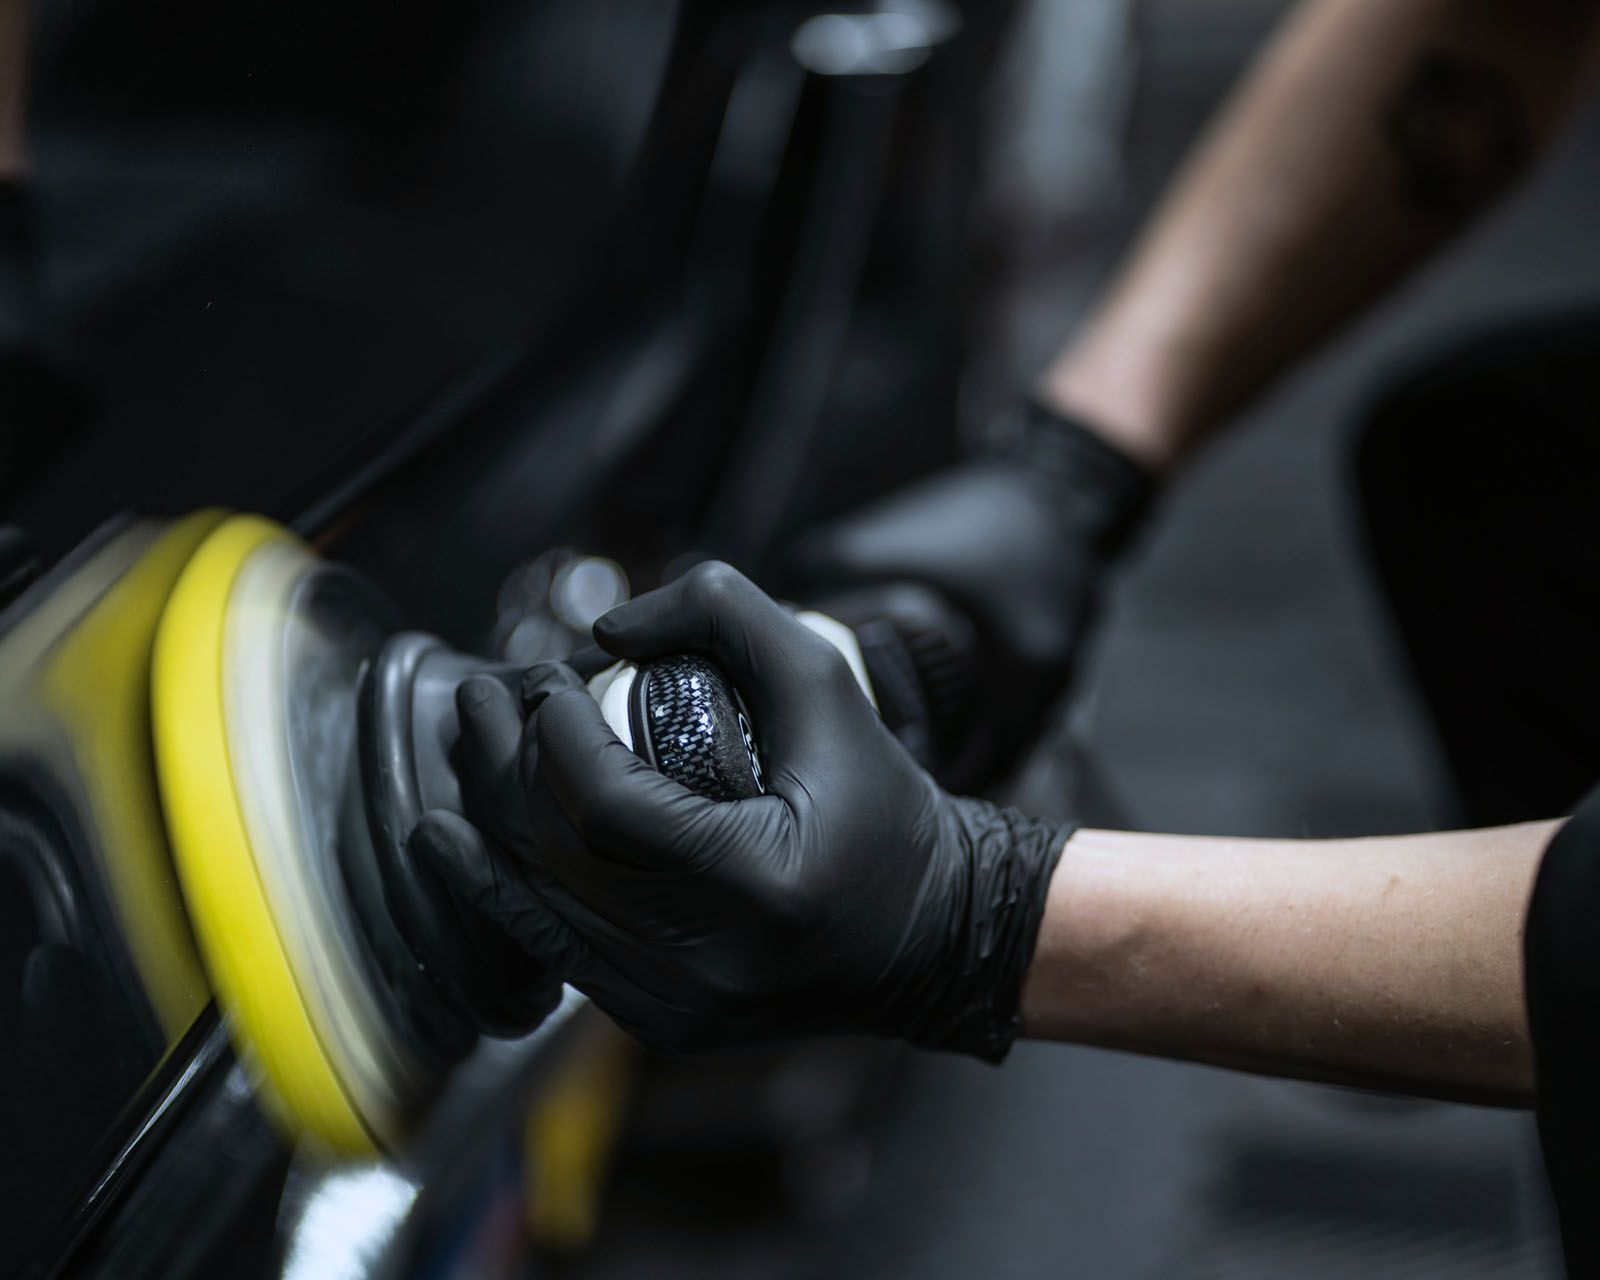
[6,0,1599,1275]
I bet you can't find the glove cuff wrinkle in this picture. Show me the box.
[907,798,1073,1063]
[992,397,1158,558]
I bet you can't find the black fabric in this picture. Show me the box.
[1354,312,1600,1274]
[1355,312,1600,826]
[1526,784,1600,1278]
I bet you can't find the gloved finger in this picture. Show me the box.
[439,859,695,1042]
[520,659,588,714]
[412,810,587,972]
[523,767,777,930]
[409,811,707,1045]
[398,811,542,1032]
[562,644,615,681]
[592,562,793,665]
[521,881,717,1050]
[532,686,729,870]
[591,561,867,781]
[410,811,598,970]
[782,472,971,591]
[456,675,535,846]
[782,516,869,595]
[457,675,521,783]
[516,663,590,799]
[409,809,510,924]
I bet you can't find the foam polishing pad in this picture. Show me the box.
[151,514,442,1154]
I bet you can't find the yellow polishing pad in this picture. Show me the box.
[152,514,413,1155]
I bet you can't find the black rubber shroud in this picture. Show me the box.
[272,564,480,1090]
[356,633,531,1048]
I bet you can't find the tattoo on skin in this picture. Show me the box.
[1382,51,1533,218]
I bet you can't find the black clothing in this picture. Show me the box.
[1527,783,1600,1277]
[1355,312,1600,827]
[1355,313,1600,1274]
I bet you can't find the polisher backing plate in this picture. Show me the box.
[152,513,426,1154]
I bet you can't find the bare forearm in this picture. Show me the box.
[1042,0,1600,470]
[1021,822,1557,1105]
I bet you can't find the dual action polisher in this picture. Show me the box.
[150,513,970,1155]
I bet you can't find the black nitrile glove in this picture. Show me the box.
[398,678,566,1038]
[788,399,1154,791]
[417,562,1073,1061]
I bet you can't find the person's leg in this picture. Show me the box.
[1355,313,1600,827]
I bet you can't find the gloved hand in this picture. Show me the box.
[413,562,1074,1060]
[395,677,566,1039]
[788,398,1154,791]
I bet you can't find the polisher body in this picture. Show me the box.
[150,513,882,1155]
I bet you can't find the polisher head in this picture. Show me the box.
[150,517,855,1154]
[152,514,457,1154]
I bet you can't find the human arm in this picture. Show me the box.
[1044,0,1600,470]
[787,2,1600,787]
[433,565,1561,1108]
[1021,823,1553,1106]
[422,561,1073,1056]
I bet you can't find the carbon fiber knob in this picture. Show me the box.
[631,655,765,801]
